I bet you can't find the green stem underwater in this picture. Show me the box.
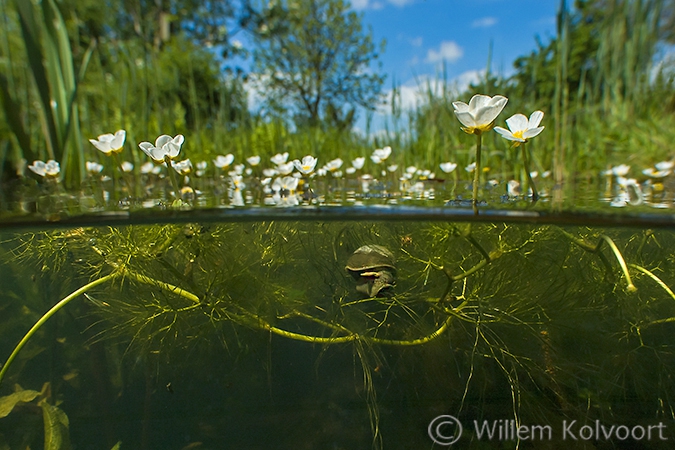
[521,143,539,200]
[164,155,183,204]
[0,272,118,387]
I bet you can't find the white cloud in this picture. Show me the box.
[471,17,497,28]
[425,41,463,64]
[410,36,423,47]
[387,0,415,5]
[381,69,485,113]
[352,0,414,10]
[452,70,484,94]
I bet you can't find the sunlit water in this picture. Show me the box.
[1,176,675,449]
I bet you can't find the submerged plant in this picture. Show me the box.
[3,222,675,447]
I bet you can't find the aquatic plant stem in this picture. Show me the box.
[520,143,539,200]
[0,272,118,387]
[163,155,182,202]
[628,264,675,301]
[473,133,482,214]
[123,270,201,304]
[562,230,636,292]
[600,235,636,292]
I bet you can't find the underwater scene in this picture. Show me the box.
[3,217,675,449]
[4,0,675,448]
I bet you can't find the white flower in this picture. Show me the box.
[141,161,158,174]
[233,163,246,175]
[465,162,476,173]
[230,189,245,206]
[371,146,392,163]
[139,134,184,162]
[655,160,674,172]
[440,162,457,173]
[277,162,295,175]
[507,180,521,197]
[214,154,234,169]
[272,192,300,207]
[271,152,289,165]
[247,155,261,166]
[28,159,60,177]
[642,168,671,178]
[272,176,299,192]
[89,130,126,155]
[346,167,356,175]
[120,161,134,172]
[352,157,366,169]
[616,178,643,206]
[494,111,545,144]
[263,168,279,177]
[387,164,399,172]
[405,166,417,175]
[612,164,631,177]
[293,155,318,175]
[230,175,245,190]
[172,158,192,175]
[324,158,343,172]
[86,161,104,174]
[452,94,508,135]
[196,161,208,171]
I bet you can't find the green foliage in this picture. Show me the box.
[252,0,386,129]
[0,0,94,188]
[0,383,72,450]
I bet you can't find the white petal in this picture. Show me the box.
[452,101,469,113]
[522,126,545,139]
[495,127,524,142]
[90,139,112,153]
[468,94,491,112]
[505,114,528,132]
[493,126,513,138]
[474,96,508,126]
[528,110,544,128]
[172,134,185,147]
[454,110,476,128]
[155,135,172,148]
[166,143,181,159]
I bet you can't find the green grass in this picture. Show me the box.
[0,0,674,190]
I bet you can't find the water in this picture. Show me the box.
[2,178,675,449]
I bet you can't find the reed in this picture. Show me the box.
[1,0,673,188]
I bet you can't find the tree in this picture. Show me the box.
[251,0,385,129]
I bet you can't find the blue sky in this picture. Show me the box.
[354,0,560,113]
[239,0,562,129]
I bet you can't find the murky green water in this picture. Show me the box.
[2,216,675,449]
